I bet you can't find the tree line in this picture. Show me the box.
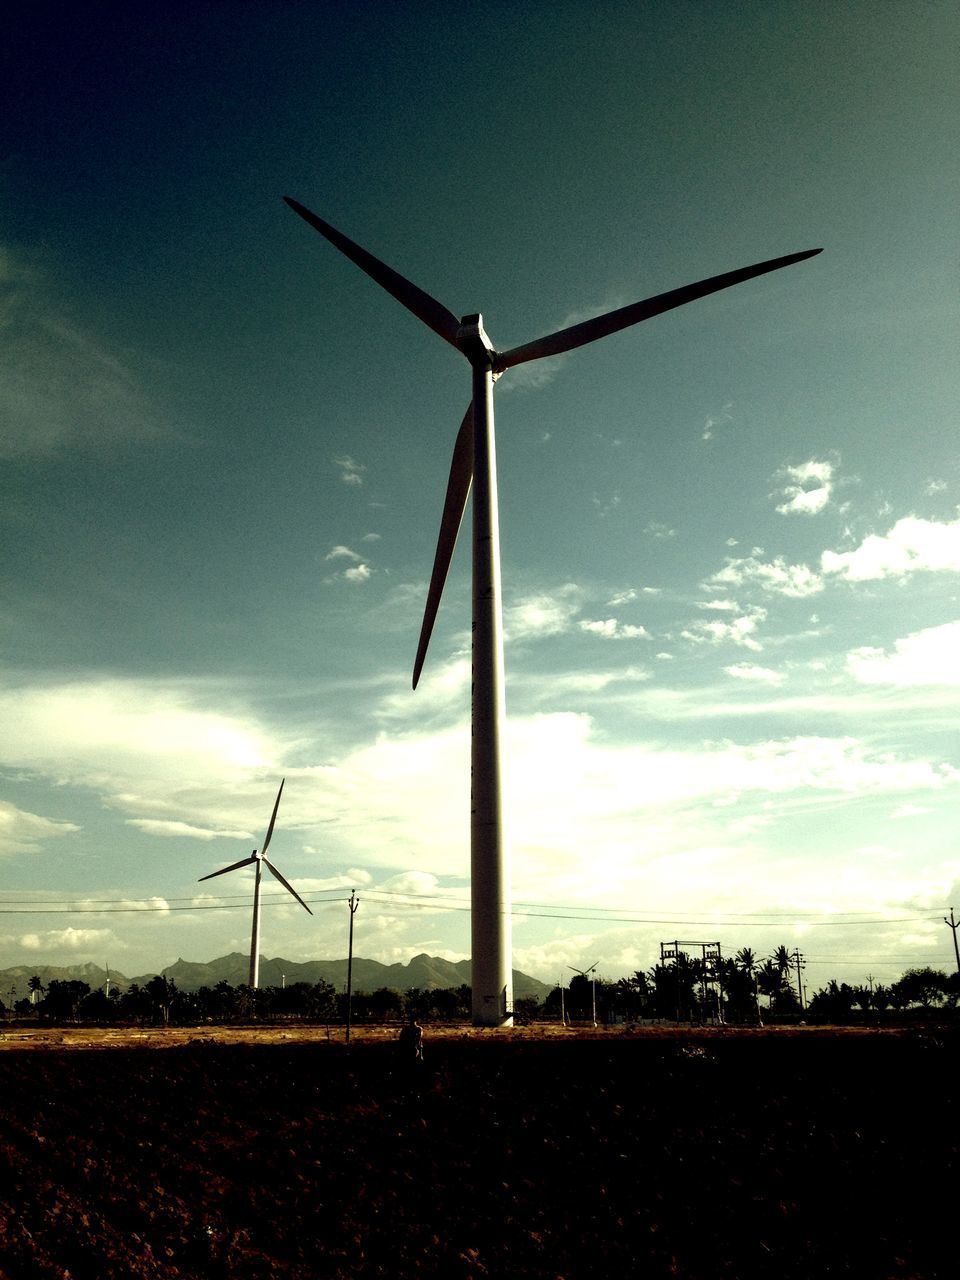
[556,948,960,1025]
[3,975,479,1027]
[4,951,958,1028]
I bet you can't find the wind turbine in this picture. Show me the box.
[284,194,821,1026]
[198,779,312,988]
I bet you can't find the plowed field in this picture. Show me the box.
[0,1029,954,1278]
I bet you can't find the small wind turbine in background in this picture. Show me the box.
[284,194,821,1026]
[569,961,601,1027]
[198,779,313,988]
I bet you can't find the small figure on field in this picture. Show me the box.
[398,1015,424,1062]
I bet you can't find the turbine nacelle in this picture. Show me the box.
[456,314,495,367]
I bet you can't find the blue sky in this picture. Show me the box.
[1,1,958,989]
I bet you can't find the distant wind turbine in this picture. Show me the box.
[198,779,312,988]
[284,194,821,1026]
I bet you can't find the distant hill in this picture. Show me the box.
[0,961,125,1003]
[0,953,552,1002]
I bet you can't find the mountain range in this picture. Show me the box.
[0,953,552,1002]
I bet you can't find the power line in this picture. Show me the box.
[0,889,948,930]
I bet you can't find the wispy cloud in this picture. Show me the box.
[124,819,253,841]
[682,606,767,651]
[323,544,372,583]
[334,455,365,486]
[822,515,960,581]
[579,618,649,639]
[707,555,823,598]
[607,589,637,606]
[593,491,621,518]
[0,800,80,857]
[499,292,629,393]
[0,244,162,457]
[702,402,733,442]
[774,458,835,516]
[724,663,785,686]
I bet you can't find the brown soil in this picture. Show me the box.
[0,1026,954,1278]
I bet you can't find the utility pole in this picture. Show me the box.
[791,949,806,1011]
[345,890,359,1043]
[944,907,960,976]
[559,976,566,1027]
[568,963,599,1027]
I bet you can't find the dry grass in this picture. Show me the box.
[0,1018,906,1051]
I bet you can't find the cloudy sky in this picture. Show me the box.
[2,2,958,990]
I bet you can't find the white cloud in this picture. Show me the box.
[607,589,637,606]
[343,563,372,583]
[379,870,441,897]
[593,491,621,518]
[21,927,116,952]
[334,455,365,486]
[0,801,80,857]
[822,515,960,581]
[504,584,582,641]
[325,544,362,562]
[702,402,733,442]
[697,598,739,612]
[0,677,281,798]
[707,555,823,598]
[774,458,835,516]
[683,607,767,651]
[846,621,960,686]
[644,522,676,540]
[125,819,252,841]
[579,618,649,639]
[724,663,785,686]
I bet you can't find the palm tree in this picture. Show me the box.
[735,947,763,1026]
[773,945,793,977]
[756,959,782,1011]
[27,975,45,1006]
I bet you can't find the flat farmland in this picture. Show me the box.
[0,1027,954,1278]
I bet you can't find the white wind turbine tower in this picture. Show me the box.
[284,194,821,1026]
[198,779,312,988]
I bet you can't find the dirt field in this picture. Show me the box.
[0,1025,955,1278]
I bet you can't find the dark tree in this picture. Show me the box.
[892,968,949,1009]
[41,979,91,1022]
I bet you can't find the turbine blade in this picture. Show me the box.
[284,197,462,350]
[494,247,823,372]
[412,404,474,690]
[260,778,285,857]
[198,855,256,883]
[263,857,314,915]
